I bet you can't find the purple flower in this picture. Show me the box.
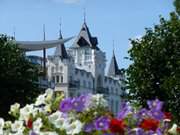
[83,123,95,133]
[149,109,164,120]
[128,128,144,135]
[29,131,37,135]
[136,108,149,118]
[78,95,88,103]
[156,128,163,135]
[59,98,72,112]
[118,102,132,119]
[135,108,150,124]
[147,99,163,111]
[95,116,110,131]
[71,98,85,112]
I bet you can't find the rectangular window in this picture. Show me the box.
[61,76,63,83]
[56,76,59,83]
[52,76,55,82]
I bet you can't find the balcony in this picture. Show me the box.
[55,81,80,89]
[69,80,80,88]
[96,87,109,95]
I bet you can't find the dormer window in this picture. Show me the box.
[82,27,86,31]
[77,37,90,47]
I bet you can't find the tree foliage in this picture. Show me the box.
[174,0,180,15]
[0,35,41,119]
[126,10,180,123]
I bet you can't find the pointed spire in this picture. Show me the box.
[54,43,68,59]
[83,8,86,24]
[54,21,68,59]
[113,40,115,56]
[43,24,46,41]
[59,18,63,39]
[107,42,120,77]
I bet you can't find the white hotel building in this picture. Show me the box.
[46,22,125,115]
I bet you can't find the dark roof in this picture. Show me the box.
[71,23,99,50]
[107,51,121,76]
[54,31,68,59]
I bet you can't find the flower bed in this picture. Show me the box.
[0,89,179,135]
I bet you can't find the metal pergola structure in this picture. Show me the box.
[15,37,73,78]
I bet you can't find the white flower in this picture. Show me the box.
[11,120,24,133]
[87,94,108,109]
[19,104,34,122]
[65,120,83,135]
[35,89,54,106]
[45,89,54,102]
[9,131,24,135]
[44,104,52,113]
[49,111,68,129]
[35,94,46,106]
[33,118,43,133]
[168,124,178,135]
[4,121,12,129]
[9,103,20,114]
[49,111,63,123]
[0,118,4,129]
[39,131,58,135]
[0,118,4,135]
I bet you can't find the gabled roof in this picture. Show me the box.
[107,51,121,76]
[54,31,68,59]
[71,22,99,50]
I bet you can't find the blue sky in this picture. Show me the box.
[1,0,175,69]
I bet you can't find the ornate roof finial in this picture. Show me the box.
[59,18,63,39]
[113,40,115,56]
[43,24,46,41]
[83,8,86,23]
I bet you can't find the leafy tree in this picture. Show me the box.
[174,0,180,15]
[126,6,180,122]
[0,34,41,119]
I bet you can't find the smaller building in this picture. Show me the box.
[26,55,49,89]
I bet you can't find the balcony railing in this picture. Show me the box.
[96,87,109,94]
[55,81,80,89]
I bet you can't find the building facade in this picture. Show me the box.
[47,22,125,115]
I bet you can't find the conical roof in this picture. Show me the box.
[108,51,120,76]
[54,31,68,59]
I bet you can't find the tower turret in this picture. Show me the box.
[108,50,121,77]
